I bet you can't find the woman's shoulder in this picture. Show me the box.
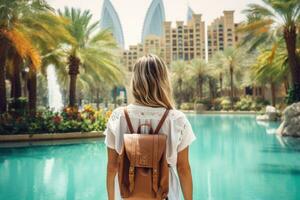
[169,109,187,121]
[108,106,125,121]
[109,106,187,122]
[111,106,125,114]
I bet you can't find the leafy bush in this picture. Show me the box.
[211,98,222,111]
[0,105,111,135]
[233,96,272,111]
[180,102,194,110]
[194,98,212,110]
[234,96,253,111]
[219,97,231,111]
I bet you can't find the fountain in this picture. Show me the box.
[47,65,63,112]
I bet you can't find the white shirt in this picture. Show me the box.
[104,104,196,200]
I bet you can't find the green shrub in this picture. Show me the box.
[180,102,194,110]
[0,105,111,135]
[211,98,222,111]
[255,98,270,106]
[194,98,212,110]
[234,96,253,111]
[220,97,231,111]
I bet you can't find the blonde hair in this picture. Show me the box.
[131,54,175,109]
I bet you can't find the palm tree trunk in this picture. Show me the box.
[230,66,234,109]
[198,77,203,99]
[261,86,265,100]
[68,56,80,107]
[178,79,183,107]
[96,88,100,109]
[0,56,6,113]
[209,78,214,101]
[284,25,300,100]
[11,55,22,100]
[69,74,78,107]
[270,81,276,107]
[22,71,28,98]
[27,68,37,116]
[284,78,289,95]
[219,73,223,96]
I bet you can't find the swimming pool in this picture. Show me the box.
[0,114,300,200]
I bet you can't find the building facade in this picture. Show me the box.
[122,13,205,71]
[207,11,237,59]
[163,13,205,66]
[122,9,244,72]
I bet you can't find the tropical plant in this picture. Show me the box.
[239,0,300,103]
[251,45,289,106]
[210,47,252,109]
[171,60,189,107]
[188,59,209,100]
[58,7,122,107]
[0,0,73,115]
[0,105,111,134]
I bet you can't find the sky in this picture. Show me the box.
[48,0,262,48]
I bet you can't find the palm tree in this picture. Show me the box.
[209,57,225,96]
[188,59,209,100]
[0,0,47,113]
[171,60,189,107]
[58,8,122,107]
[0,0,72,114]
[251,47,288,106]
[210,47,252,109]
[239,0,300,102]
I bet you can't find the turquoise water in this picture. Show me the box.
[1,114,300,200]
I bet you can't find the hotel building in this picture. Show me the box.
[163,13,205,66]
[207,11,239,59]
[122,13,206,71]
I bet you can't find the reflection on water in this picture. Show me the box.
[188,114,300,200]
[0,141,107,200]
[0,115,300,200]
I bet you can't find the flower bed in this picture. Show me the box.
[0,105,111,135]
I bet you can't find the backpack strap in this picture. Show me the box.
[124,107,135,134]
[124,107,170,134]
[153,109,170,135]
[152,135,159,193]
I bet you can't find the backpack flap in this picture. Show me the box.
[123,133,167,193]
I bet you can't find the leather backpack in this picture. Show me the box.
[118,107,170,200]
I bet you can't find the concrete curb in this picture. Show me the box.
[181,110,258,115]
[0,131,104,142]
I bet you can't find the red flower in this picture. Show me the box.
[53,115,62,124]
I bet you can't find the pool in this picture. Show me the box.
[0,114,300,200]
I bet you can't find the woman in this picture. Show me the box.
[104,54,196,200]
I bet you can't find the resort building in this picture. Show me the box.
[122,8,246,72]
[122,35,164,71]
[207,11,237,59]
[100,0,125,48]
[141,0,166,42]
[122,11,206,71]
[122,44,143,72]
[162,13,206,65]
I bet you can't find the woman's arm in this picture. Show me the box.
[177,147,193,200]
[107,147,119,200]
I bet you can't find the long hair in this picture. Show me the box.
[131,54,175,109]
